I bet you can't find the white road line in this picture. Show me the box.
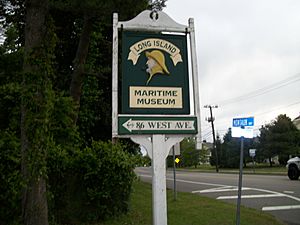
[217,194,284,200]
[166,178,229,188]
[283,191,294,194]
[196,187,251,193]
[262,205,300,211]
[138,174,300,210]
[139,174,229,188]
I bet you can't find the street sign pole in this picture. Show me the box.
[172,146,177,201]
[236,135,244,225]
[232,117,254,225]
[252,156,255,173]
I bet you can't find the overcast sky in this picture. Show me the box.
[164,0,300,142]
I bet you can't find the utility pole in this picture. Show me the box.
[204,105,219,173]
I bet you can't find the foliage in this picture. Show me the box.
[209,135,221,167]
[214,129,255,168]
[47,140,136,224]
[0,130,22,225]
[258,114,300,166]
[0,33,23,132]
[0,0,168,224]
[149,0,168,11]
[180,138,199,168]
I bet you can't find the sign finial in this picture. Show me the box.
[150,10,159,21]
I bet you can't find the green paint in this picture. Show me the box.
[121,31,190,114]
[118,116,197,134]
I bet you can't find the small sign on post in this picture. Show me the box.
[232,117,254,138]
[232,116,254,225]
[249,149,256,173]
[249,149,256,158]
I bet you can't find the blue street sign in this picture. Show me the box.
[232,117,254,138]
[232,117,254,127]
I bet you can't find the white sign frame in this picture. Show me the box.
[112,10,202,225]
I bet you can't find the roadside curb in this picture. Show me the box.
[169,168,286,176]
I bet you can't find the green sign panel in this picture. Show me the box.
[121,31,190,114]
[118,116,197,135]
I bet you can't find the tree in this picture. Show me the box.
[1,1,170,224]
[49,0,149,124]
[217,128,254,168]
[210,134,222,167]
[21,0,51,224]
[180,138,200,168]
[217,129,240,168]
[258,114,300,166]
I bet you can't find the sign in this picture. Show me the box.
[233,117,254,127]
[175,158,180,164]
[232,117,254,138]
[121,31,190,115]
[113,10,201,225]
[118,116,197,135]
[249,149,256,157]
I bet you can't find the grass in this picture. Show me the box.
[176,164,287,175]
[98,180,285,225]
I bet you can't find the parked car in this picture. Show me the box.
[286,156,300,180]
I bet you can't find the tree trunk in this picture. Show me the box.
[22,0,49,224]
[70,14,93,124]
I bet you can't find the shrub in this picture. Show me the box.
[48,140,136,224]
[0,130,22,225]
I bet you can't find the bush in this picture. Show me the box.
[0,130,22,225]
[48,140,136,224]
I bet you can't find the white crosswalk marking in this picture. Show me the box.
[262,205,300,211]
[217,193,284,200]
[195,187,251,193]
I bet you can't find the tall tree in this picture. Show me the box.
[54,0,149,124]
[258,114,300,166]
[21,0,51,224]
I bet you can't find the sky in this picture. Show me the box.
[164,0,300,142]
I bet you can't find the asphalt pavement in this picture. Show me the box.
[135,167,300,225]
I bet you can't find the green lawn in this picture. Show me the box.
[98,181,285,225]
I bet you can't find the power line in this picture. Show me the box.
[254,100,300,117]
[201,126,211,134]
[213,73,300,106]
[205,100,300,140]
[202,132,212,139]
[208,100,300,127]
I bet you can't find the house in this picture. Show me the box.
[201,141,213,164]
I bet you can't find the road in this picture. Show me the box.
[135,167,300,225]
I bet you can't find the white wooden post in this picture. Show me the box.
[189,18,202,150]
[152,134,168,225]
[131,135,183,225]
[112,13,118,139]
